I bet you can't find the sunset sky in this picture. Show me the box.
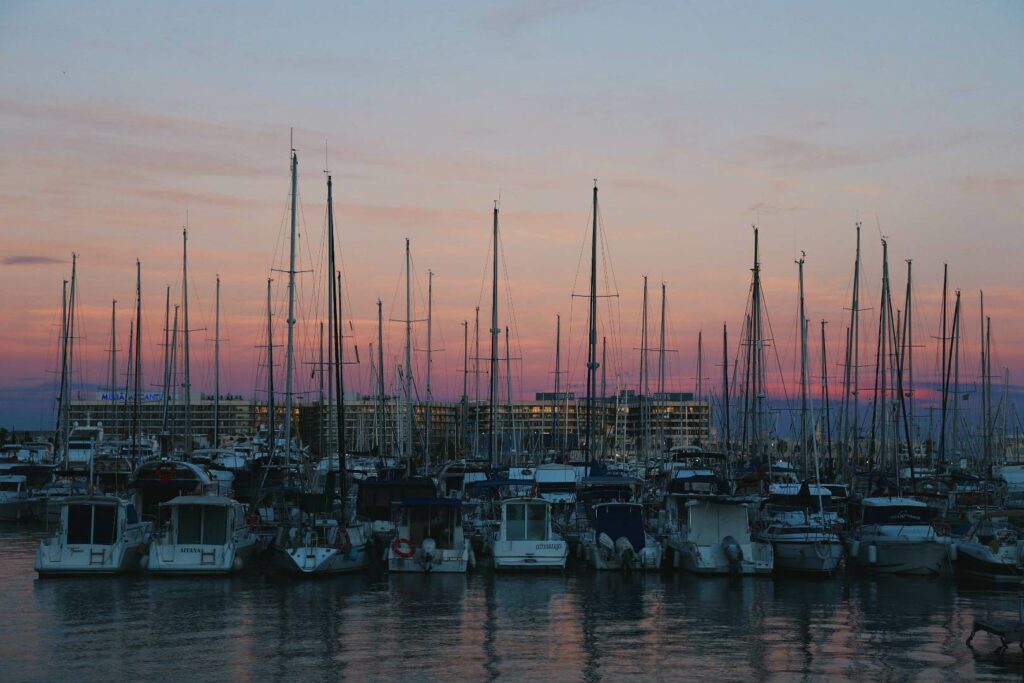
[1,1,1021,431]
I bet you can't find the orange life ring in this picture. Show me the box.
[391,537,415,558]
[933,522,948,537]
[245,512,259,527]
[155,463,176,483]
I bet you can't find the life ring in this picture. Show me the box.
[155,463,176,483]
[334,528,352,554]
[245,512,259,527]
[933,522,948,537]
[391,537,415,558]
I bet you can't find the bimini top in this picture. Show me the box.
[161,495,237,507]
[397,497,462,509]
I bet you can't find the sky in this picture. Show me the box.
[0,1,1022,431]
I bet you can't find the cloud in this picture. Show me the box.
[2,255,66,266]
[958,174,1024,196]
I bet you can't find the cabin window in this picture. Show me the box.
[93,505,117,544]
[177,506,203,544]
[66,504,118,545]
[0,481,20,492]
[506,504,527,540]
[202,507,228,545]
[176,505,229,545]
[67,504,93,544]
[505,503,547,541]
[526,504,547,540]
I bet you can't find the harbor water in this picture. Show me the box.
[0,525,1020,682]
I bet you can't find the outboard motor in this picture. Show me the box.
[615,536,637,573]
[420,537,437,567]
[722,535,744,574]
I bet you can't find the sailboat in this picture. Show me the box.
[273,165,372,576]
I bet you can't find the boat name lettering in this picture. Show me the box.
[535,543,561,550]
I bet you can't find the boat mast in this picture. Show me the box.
[722,323,730,460]
[160,286,171,456]
[584,182,599,465]
[696,329,703,441]
[473,306,480,459]
[821,320,833,466]
[167,306,179,448]
[54,278,69,467]
[600,335,607,459]
[903,260,913,454]
[132,259,142,467]
[376,299,384,457]
[657,282,666,452]
[266,279,275,463]
[797,252,808,478]
[639,274,649,462]
[214,274,221,448]
[404,238,414,475]
[282,148,299,472]
[505,326,513,459]
[552,314,561,460]
[108,299,118,404]
[182,227,192,457]
[489,202,500,469]
[461,319,468,455]
[326,173,346,495]
[751,227,763,461]
[425,270,433,472]
[952,289,961,460]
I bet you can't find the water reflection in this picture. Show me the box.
[0,525,1022,681]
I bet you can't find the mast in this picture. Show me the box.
[214,274,221,448]
[54,278,69,466]
[841,223,862,477]
[462,319,468,455]
[552,314,561,459]
[696,329,703,438]
[182,227,191,457]
[489,202,500,469]
[986,314,993,474]
[326,173,346,496]
[657,283,666,451]
[318,321,325,460]
[600,335,607,459]
[132,259,142,466]
[639,275,649,461]
[160,286,171,456]
[67,256,77,455]
[952,290,961,461]
[376,299,385,457]
[425,270,433,472]
[108,299,118,402]
[505,326,513,459]
[821,320,833,467]
[266,279,275,461]
[980,291,988,467]
[798,252,808,477]
[283,148,298,471]
[473,306,480,459]
[167,307,179,449]
[903,260,913,452]
[751,227,763,460]
[722,323,730,458]
[404,238,414,474]
[939,290,960,472]
[585,182,599,464]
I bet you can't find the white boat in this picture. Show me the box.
[273,518,373,576]
[0,475,40,522]
[756,484,843,574]
[66,425,104,472]
[845,497,950,575]
[953,509,1024,584]
[582,502,662,572]
[677,498,773,575]
[491,497,568,570]
[386,498,475,573]
[145,495,259,575]
[35,495,150,576]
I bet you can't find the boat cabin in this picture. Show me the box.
[395,498,465,550]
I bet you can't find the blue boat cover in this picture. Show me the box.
[593,504,645,553]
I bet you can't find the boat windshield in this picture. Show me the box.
[863,505,932,526]
[505,503,547,541]
[0,481,21,492]
[66,504,118,545]
[176,505,228,545]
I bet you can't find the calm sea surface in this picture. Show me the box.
[1,525,1021,682]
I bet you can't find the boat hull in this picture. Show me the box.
[492,541,568,570]
[146,540,259,575]
[846,538,949,575]
[676,541,774,576]
[35,540,146,576]
[769,537,843,574]
[388,547,474,574]
[273,544,369,575]
[955,542,1024,585]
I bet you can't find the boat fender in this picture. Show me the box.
[233,555,244,572]
[421,537,437,561]
[598,533,615,553]
[139,555,148,570]
[868,544,877,565]
[849,540,860,558]
[948,542,957,563]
